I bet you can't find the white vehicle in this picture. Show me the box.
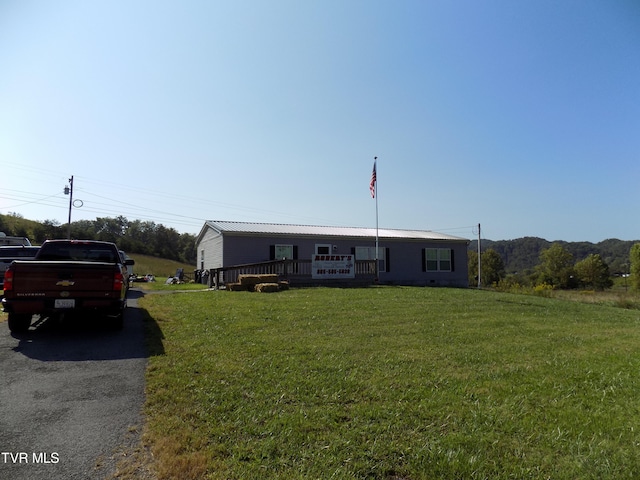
[0,232,31,246]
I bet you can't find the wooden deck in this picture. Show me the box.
[208,259,377,289]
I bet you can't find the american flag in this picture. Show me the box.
[369,160,377,198]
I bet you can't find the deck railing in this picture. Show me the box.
[208,259,376,289]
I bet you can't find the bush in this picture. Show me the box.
[533,282,554,297]
[495,276,525,293]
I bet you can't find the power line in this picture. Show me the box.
[3,166,479,234]
[1,172,351,230]
[0,190,67,210]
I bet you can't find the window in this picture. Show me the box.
[355,246,387,272]
[315,244,331,255]
[425,249,438,271]
[270,245,298,261]
[274,244,293,260]
[424,248,452,272]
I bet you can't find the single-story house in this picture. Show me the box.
[195,220,470,287]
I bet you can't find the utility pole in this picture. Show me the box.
[64,176,74,239]
[477,223,481,288]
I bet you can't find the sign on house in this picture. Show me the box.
[311,254,355,280]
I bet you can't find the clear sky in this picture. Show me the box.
[1,0,638,242]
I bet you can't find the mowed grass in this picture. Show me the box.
[140,287,640,479]
[127,254,195,280]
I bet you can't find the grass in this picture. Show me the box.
[135,280,209,292]
[128,254,195,281]
[139,287,640,479]
[550,289,640,310]
[127,254,207,292]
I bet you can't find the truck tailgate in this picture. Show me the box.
[10,260,119,298]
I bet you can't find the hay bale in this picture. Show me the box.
[255,283,280,293]
[278,280,290,291]
[258,274,279,283]
[226,283,249,291]
[238,274,261,286]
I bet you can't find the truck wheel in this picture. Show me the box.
[8,313,32,333]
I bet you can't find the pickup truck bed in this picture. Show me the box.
[0,245,40,289]
[2,240,133,333]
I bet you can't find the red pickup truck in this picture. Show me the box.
[2,239,134,333]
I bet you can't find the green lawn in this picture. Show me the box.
[127,253,195,281]
[140,287,640,479]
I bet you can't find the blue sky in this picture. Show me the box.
[1,0,638,242]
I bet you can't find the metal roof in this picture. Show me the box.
[203,220,469,242]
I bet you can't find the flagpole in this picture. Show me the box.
[374,156,379,282]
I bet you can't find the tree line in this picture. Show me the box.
[469,237,637,275]
[0,213,197,265]
[469,242,640,291]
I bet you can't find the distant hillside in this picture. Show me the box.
[469,237,639,275]
[127,254,195,279]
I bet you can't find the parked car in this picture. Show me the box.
[0,245,40,290]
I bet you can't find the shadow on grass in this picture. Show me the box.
[127,287,166,358]
[140,305,166,358]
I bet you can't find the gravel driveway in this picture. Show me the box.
[0,289,150,480]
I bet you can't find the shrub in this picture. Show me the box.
[533,282,554,297]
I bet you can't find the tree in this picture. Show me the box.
[630,243,640,291]
[574,254,613,290]
[34,220,63,242]
[70,220,98,241]
[482,249,505,286]
[467,248,505,287]
[94,216,128,243]
[125,220,158,256]
[468,249,478,286]
[153,224,180,260]
[177,232,197,264]
[536,243,576,289]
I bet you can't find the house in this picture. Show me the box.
[195,220,470,287]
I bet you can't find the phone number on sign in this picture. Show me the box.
[315,269,351,275]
